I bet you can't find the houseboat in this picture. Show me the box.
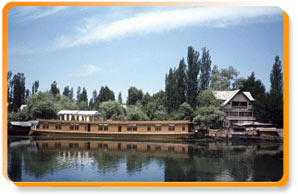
[31,110,193,139]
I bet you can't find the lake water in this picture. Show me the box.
[7,137,283,182]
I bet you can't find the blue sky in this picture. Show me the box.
[7,6,283,101]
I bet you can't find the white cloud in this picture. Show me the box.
[9,6,69,20]
[55,6,282,48]
[67,64,101,77]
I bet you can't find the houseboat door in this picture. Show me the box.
[118,126,122,132]
[87,124,91,132]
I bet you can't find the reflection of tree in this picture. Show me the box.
[8,147,22,182]
[95,153,124,174]
[126,155,153,175]
[164,150,226,182]
[23,150,57,179]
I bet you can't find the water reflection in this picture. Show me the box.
[8,137,283,182]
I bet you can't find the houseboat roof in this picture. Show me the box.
[233,121,273,127]
[37,119,191,125]
[212,90,255,105]
[58,110,101,115]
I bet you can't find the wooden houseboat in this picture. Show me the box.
[31,110,193,139]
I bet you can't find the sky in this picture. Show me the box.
[7,6,283,101]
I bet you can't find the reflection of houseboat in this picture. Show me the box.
[32,110,193,139]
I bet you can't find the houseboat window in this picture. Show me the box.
[104,125,108,131]
[182,126,185,131]
[98,125,103,131]
[42,124,49,129]
[55,143,61,149]
[147,126,151,131]
[168,125,175,131]
[168,146,175,152]
[55,124,61,130]
[85,125,88,131]
[75,125,79,130]
[155,126,161,131]
[127,124,136,131]
[248,112,253,116]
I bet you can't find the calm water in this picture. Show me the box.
[8,137,283,182]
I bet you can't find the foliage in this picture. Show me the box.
[50,81,60,96]
[126,105,149,121]
[152,105,168,121]
[32,80,39,95]
[193,106,227,129]
[96,86,115,105]
[199,47,212,91]
[11,73,26,111]
[127,87,143,105]
[210,65,239,90]
[196,89,221,107]
[117,92,123,104]
[98,100,125,120]
[186,46,200,108]
[270,56,283,94]
[171,102,194,121]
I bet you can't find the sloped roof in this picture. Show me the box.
[212,90,255,106]
[58,110,101,115]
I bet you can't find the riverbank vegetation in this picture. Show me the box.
[7,46,283,128]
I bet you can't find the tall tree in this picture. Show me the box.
[63,86,70,98]
[270,56,283,94]
[268,56,283,127]
[50,81,60,96]
[95,86,115,108]
[127,87,143,105]
[210,65,239,90]
[7,71,13,111]
[165,68,179,112]
[117,92,123,104]
[32,80,39,95]
[12,73,26,111]
[76,86,81,100]
[25,89,30,100]
[69,87,74,100]
[186,46,200,108]
[238,72,266,99]
[176,58,187,106]
[89,90,98,109]
[199,47,212,91]
[78,87,88,103]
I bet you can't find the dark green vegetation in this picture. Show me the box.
[7,46,283,127]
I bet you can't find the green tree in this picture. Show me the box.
[32,80,39,95]
[50,81,60,96]
[62,86,70,98]
[171,102,194,120]
[117,92,123,104]
[126,105,149,121]
[186,46,200,108]
[89,90,98,110]
[98,100,125,120]
[127,87,143,105]
[268,56,283,127]
[193,106,227,129]
[153,105,168,120]
[11,73,26,111]
[199,47,212,91]
[270,56,283,94]
[7,71,13,112]
[176,58,187,106]
[196,89,221,107]
[96,86,115,106]
[76,86,81,100]
[210,66,239,90]
[165,68,179,112]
